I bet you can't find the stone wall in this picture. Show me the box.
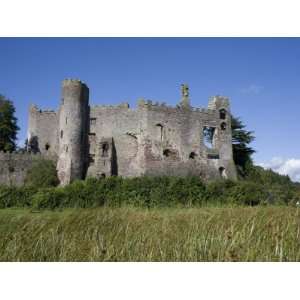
[0,152,56,186]
[22,80,237,184]
[27,105,59,156]
[87,103,143,178]
[86,97,236,180]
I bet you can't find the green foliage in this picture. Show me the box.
[0,185,37,208]
[24,160,59,188]
[231,116,255,176]
[32,188,65,210]
[228,181,268,206]
[204,180,236,205]
[0,95,19,152]
[244,164,300,205]
[1,174,299,210]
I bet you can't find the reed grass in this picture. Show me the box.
[1,206,300,261]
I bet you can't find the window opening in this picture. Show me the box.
[203,126,215,149]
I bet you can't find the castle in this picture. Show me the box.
[0,79,237,186]
[28,79,237,184]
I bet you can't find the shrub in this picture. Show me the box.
[32,188,65,210]
[228,181,268,206]
[0,185,37,208]
[24,159,59,188]
[0,174,299,210]
[204,180,237,205]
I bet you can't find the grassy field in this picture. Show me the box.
[0,206,300,261]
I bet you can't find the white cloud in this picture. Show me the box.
[240,84,264,95]
[258,157,300,182]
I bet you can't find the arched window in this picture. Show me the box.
[219,109,227,120]
[220,122,227,130]
[60,130,63,139]
[156,123,163,141]
[45,143,50,151]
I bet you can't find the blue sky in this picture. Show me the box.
[0,38,299,179]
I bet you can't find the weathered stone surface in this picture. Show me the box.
[0,151,56,186]
[0,79,237,186]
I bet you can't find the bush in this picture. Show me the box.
[24,160,59,188]
[228,181,268,206]
[32,188,65,210]
[0,185,37,208]
[0,173,299,210]
[204,180,237,205]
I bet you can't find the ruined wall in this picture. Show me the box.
[87,103,144,178]
[23,80,237,184]
[27,105,59,155]
[86,97,236,181]
[138,99,236,180]
[0,152,56,186]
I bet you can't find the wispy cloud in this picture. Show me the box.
[258,157,300,182]
[240,84,264,95]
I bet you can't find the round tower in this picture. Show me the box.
[57,79,89,185]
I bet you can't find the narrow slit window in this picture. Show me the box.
[156,123,163,141]
[102,143,109,157]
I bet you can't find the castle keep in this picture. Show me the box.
[24,79,237,185]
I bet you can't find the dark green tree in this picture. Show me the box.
[0,95,19,151]
[25,160,59,188]
[231,116,255,176]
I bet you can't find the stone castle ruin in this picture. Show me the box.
[0,79,237,186]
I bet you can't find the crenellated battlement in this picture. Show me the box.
[208,95,230,111]
[93,102,130,110]
[62,78,88,89]
[2,79,237,187]
[63,78,86,84]
[0,151,56,160]
[0,151,42,157]
[29,104,57,115]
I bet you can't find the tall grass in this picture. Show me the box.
[1,206,300,261]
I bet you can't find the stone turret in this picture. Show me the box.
[207,95,236,179]
[180,83,190,107]
[57,79,89,185]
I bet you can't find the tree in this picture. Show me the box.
[25,160,59,188]
[231,116,255,176]
[0,95,19,152]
